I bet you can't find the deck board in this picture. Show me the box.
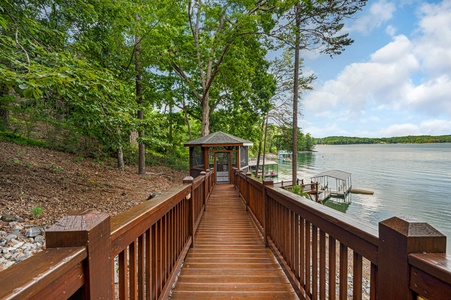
[170,184,298,299]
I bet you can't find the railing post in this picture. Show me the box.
[377,217,446,300]
[205,169,211,197]
[200,171,207,211]
[263,179,274,247]
[183,176,195,248]
[46,211,112,299]
[244,171,252,211]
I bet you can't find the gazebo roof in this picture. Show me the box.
[184,131,253,147]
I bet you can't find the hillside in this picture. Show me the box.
[0,141,187,226]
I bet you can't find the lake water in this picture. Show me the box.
[277,143,451,253]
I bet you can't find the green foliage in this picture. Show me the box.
[291,185,311,199]
[0,131,46,147]
[1,0,365,172]
[30,206,44,218]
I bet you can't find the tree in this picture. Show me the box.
[159,0,277,136]
[273,0,367,183]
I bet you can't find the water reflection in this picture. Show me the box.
[274,144,451,254]
[323,197,351,213]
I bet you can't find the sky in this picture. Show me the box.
[299,0,451,138]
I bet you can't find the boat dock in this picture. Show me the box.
[311,170,352,202]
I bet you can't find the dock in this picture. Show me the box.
[170,185,298,299]
[311,170,352,202]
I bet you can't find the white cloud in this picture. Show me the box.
[380,123,421,137]
[348,0,396,34]
[419,119,451,135]
[414,0,451,76]
[379,119,451,137]
[301,0,451,138]
[406,75,451,115]
[305,35,419,114]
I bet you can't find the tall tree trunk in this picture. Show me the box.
[292,6,301,185]
[182,82,192,140]
[135,14,145,175]
[262,114,269,182]
[201,94,210,137]
[255,116,266,178]
[183,105,192,140]
[0,84,10,129]
[117,145,124,169]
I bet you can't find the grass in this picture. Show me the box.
[0,131,46,147]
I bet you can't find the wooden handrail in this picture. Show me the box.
[0,247,86,299]
[234,169,450,300]
[409,253,451,299]
[1,168,449,300]
[0,171,213,300]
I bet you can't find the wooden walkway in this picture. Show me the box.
[170,184,298,299]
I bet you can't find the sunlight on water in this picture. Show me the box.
[276,143,451,253]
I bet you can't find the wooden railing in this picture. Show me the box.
[234,170,451,300]
[2,166,449,300]
[0,170,214,299]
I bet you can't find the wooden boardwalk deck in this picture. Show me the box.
[170,184,298,299]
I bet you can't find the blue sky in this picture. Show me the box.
[299,0,451,138]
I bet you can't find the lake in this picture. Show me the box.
[277,143,451,253]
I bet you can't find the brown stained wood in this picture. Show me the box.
[409,253,451,300]
[320,230,326,300]
[353,251,363,299]
[0,247,86,300]
[339,243,348,300]
[370,263,377,300]
[110,185,190,256]
[129,240,137,299]
[410,266,451,300]
[312,225,318,299]
[378,217,447,300]
[267,187,379,264]
[118,249,128,300]
[137,235,145,300]
[171,184,298,299]
[409,253,451,284]
[329,236,337,300]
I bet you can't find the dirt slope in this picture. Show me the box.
[0,141,187,227]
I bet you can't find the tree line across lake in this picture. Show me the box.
[315,135,451,145]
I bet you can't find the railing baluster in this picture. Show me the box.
[294,213,300,282]
[370,263,377,300]
[329,236,336,300]
[339,243,348,300]
[146,228,152,299]
[306,221,311,296]
[118,249,128,300]
[312,225,318,299]
[353,251,363,299]
[153,222,159,298]
[138,235,144,299]
[129,240,137,299]
[158,218,163,297]
[163,214,168,285]
[300,216,305,287]
[319,230,326,300]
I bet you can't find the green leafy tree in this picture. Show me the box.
[272,0,367,182]
[158,0,277,137]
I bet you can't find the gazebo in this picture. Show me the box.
[184,131,253,184]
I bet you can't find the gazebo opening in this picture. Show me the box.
[184,131,253,184]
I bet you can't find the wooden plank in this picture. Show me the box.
[0,247,86,300]
[171,184,299,300]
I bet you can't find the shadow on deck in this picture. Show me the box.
[170,184,298,299]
